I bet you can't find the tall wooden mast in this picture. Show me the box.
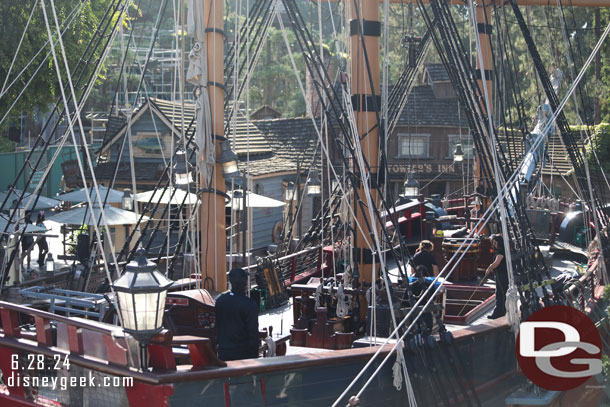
[349,1,382,286]
[202,0,227,291]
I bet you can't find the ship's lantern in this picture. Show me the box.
[45,254,55,274]
[231,189,244,211]
[121,189,133,211]
[218,140,240,179]
[453,143,464,163]
[112,248,172,345]
[306,171,321,197]
[173,146,193,189]
[285,182,296,201]
[403,173,420,197]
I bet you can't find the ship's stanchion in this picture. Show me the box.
[0,346,27,402]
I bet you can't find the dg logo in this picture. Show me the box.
[516,305,603,391]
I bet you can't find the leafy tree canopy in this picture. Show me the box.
[0,0,113,132]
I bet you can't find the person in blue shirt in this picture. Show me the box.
[215,268,260,361]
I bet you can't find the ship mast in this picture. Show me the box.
[348,1,382,286]
[202,0,227,291]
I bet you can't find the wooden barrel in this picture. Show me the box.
[442,238,481,281]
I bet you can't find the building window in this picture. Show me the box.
[398,134,430,158]
[448,134,474,159]
[254,183,264,195]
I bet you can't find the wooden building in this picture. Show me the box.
[94,98,317,253]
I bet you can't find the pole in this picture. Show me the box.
[473,3,493,187]
[201,0,227,291]
[349,0,380,286]
[296,161,302,239]
[241,174,247,268]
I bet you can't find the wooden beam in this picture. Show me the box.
[201,0,228,292]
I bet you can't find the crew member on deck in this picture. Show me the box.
[483,235,509,319]
[411,240,439,277]
[411,265,434,336]
[215,268,259,361]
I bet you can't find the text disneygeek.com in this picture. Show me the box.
[7,372,134,391]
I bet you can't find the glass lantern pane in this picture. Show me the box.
[175,172,192,185]
[133,292,154,331]
[117,291,136,331]
[156,291,167,328]
[222,161,238,175]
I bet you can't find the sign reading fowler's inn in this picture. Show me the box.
[388,163,474,175]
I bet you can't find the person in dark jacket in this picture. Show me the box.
[21,211,34,269]
[36,212,48,268]
[215,268,259,361]
[411,240,439,277]
[483,234,509,319]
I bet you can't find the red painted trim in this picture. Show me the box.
[0,346,25,399]
[224,381,231,407]
[0,393,41,407]
[125,381,174,407]
[148,344,177,371]
[34,317,52,346]
[1,310,21,338]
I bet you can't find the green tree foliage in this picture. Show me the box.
[247,28,306,117]
[0,0,113,130]
[586,123,610,174]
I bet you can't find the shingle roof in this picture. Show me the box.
[241,117,318,177]
[151,98,273,156]
[225,111,273,156]
[425,63,450,82]
[149,97,196,136]
[398,85,468,127]
[100,115,127,150]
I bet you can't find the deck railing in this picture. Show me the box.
[242,245,323,285]
[0,301,225,407]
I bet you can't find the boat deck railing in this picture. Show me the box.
[242,245,323,285]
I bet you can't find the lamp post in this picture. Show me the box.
[453,143,464,163]
[173,146,193,190]
[112,248,172,369]
[403,173,420,198]
[284,182,296,201]
[121,189,133,211]
[45,254,55,274]
[306,170,321,197]
[218,140,239,179]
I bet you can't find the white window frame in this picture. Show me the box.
[447,134,474,159]
[397,133,430,158]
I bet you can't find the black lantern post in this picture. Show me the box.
[121,189,133,211]
[453,143,464,163]
[112,248,172,369]
[306,171,321,197]
[285,182,296,201]
[173,146,193,190]
[217,140,239,179]
[403,173,420,198]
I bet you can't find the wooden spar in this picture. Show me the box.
[475,4,493,185]
[316,0,610,6]
[202,0,227,291]
[348,1,381,286]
